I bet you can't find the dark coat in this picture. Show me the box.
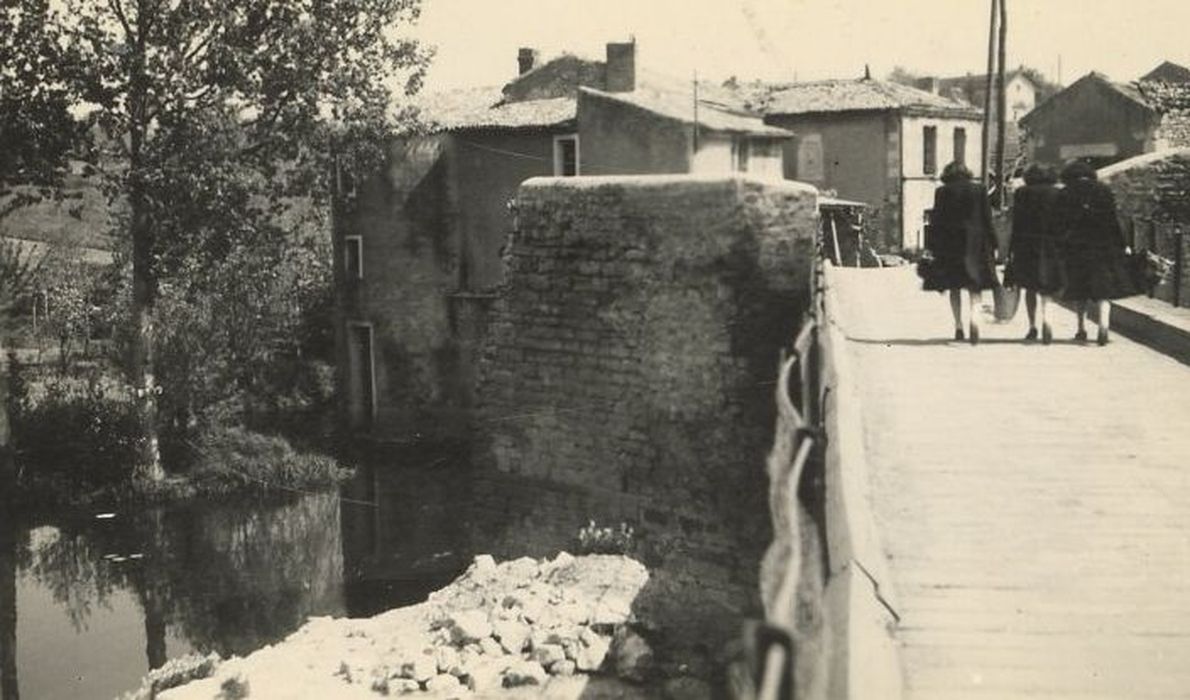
[923,178,998,291]
[1006,183,1063,293]
[1054,177,1135,301]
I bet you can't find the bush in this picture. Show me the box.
[7,359,140,489]
[188,426,351,495]
[576,520,636,556]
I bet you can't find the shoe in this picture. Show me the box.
[969,324,980,345]
[1074,329,1088,343]
[954,328,965,341]
[1024,327,1038,341]
[1041,323,1053,345]
[1097,328,1110,346]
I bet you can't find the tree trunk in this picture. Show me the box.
[127,4,164,484]
[0,489,18,700]
[129,187,163,483]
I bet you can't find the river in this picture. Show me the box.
[0,446,767,699]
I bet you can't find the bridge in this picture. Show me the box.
[757,258,1190,699]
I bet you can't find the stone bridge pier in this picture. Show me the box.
[473,175,819,557]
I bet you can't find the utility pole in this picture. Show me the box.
[692,70,700,154]
[995,0,1008,210]
[981,0,998,186]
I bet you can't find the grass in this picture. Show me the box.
[10,425,353,511]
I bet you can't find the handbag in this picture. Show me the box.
[993,278,1021,321]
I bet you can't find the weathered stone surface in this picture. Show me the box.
[425,673,462,694]
[400,652,438,683]
[549,659,577,677]
[502,660,548,687]
[388,678,422,695]
[448,610,492,645]
[575,632,612,672]
[477,178,815,496]
[491,619,530,654]
[434,646,459,675]
[478,637,503,657]
[530,643,566,668]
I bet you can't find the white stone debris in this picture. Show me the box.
[148,552,658,699]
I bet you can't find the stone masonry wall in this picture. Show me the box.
[474,175,818,548]
[1100,149,1190,306]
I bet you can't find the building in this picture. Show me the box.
[1141,61,1190,84]
[334,41,791,440]
[1019,71,1190,171]
[914,68,1057,170]
[746,77,983,251]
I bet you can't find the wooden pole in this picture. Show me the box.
[981,0,998,185]
[995,0,1009,209]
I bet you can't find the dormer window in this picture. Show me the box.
[553,135,579,176]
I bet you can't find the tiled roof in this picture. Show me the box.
[752,78,981,117]
[406,86,576,133]
[580,86,792,137]
[1141,61,1190,84]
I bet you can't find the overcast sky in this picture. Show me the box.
[411,0,1190,91]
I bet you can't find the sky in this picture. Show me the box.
[409,0,1190,92]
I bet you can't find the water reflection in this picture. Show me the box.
[2,443,769,698]
[3,493,343,700]
[342,444,769,674]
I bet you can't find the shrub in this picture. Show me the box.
[576,520,636,556]
[7,359,140,489]
[188,426,351,495]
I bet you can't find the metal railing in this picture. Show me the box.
[744,241,829,700]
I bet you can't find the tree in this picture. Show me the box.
[0,0,80,216]
[33,0,430,482]
[887,66,923,87]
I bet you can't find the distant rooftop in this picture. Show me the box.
[746,78,981,118]
[409,87,576,132]
[579,86,791,138]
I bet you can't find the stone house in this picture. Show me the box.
[744,77,983,251]
[916,68,1052,167]
[333,41,791,441]
[1019,71,1190,171]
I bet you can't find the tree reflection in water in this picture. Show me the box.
[14,491,344,682]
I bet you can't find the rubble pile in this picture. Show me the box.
[146,552,711,699]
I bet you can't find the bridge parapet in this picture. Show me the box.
[749,255,902,700]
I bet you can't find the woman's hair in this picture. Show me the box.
[1060,160,1097,183]
[940,161,973,183]
[1022,163,1057,185]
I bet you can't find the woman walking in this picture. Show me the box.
[1005,164,1063,343]
[922,161,998,344]
[1055,161,1135,345]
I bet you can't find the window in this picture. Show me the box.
[797,134,824,181]
[344,235,363,280]
[953,127,967,166]
[735,139,751,173]
[923,125,938,175]
[553,135,579,176]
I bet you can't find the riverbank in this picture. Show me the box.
[7,426,352,512]
[124,552,717,700]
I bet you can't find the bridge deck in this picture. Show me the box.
[831,266,1190,699]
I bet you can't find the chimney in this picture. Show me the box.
[605,39,636,92]
[517,47,539,76]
